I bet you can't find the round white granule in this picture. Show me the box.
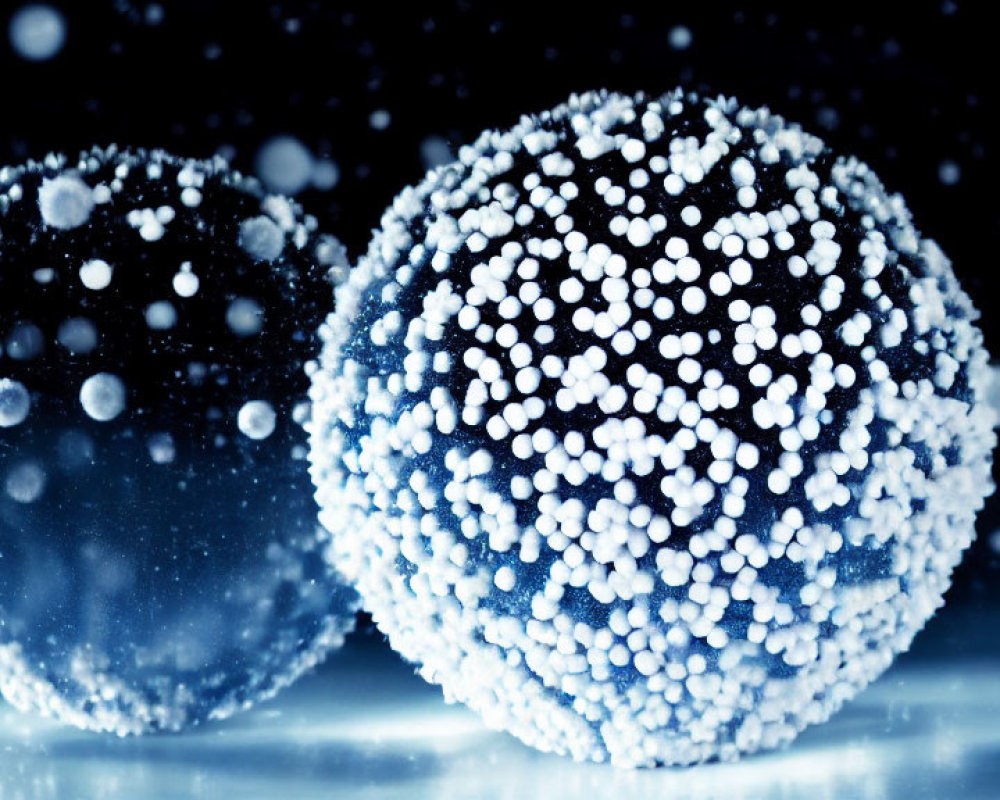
[938,159,961,186]
[57,317,98,353]
[79,373,127,422]
[730,157,756,187]
[147,432,176,464]
[239,216,284,262]
[668,25,692,51]
[38,174,95,230]
[494,566,516,591]
[79,258,113,290]
[0,378,31,427]
[226,298,265,336]
[8,4,66,61]
[369,109,392,130]
[172,269,200,298]
[237,400,277,440]
[680,205,702,226]
[255,135,314,196]
[5,461,46,503]
[681,286,707,314]
[145,301,178,330]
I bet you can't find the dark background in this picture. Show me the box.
[2,0,997,643]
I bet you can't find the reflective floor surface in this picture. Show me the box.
[1,609,998,800]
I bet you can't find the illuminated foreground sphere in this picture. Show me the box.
[0,147,358,734]
[308,90,996,767]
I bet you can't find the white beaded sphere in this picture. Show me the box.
[307,90,995,767]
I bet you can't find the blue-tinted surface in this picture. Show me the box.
[0,2,997,797]
[1,605,997,799]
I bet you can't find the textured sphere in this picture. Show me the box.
[0,147,358,734]
[308,90,996,767]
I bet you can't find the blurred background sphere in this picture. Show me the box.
[0,147,357,734]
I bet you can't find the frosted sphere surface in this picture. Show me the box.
[307,90,996,767]
[0,147,358,734]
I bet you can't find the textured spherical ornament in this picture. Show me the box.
[307,90,996,767]
[0,147,358,734]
